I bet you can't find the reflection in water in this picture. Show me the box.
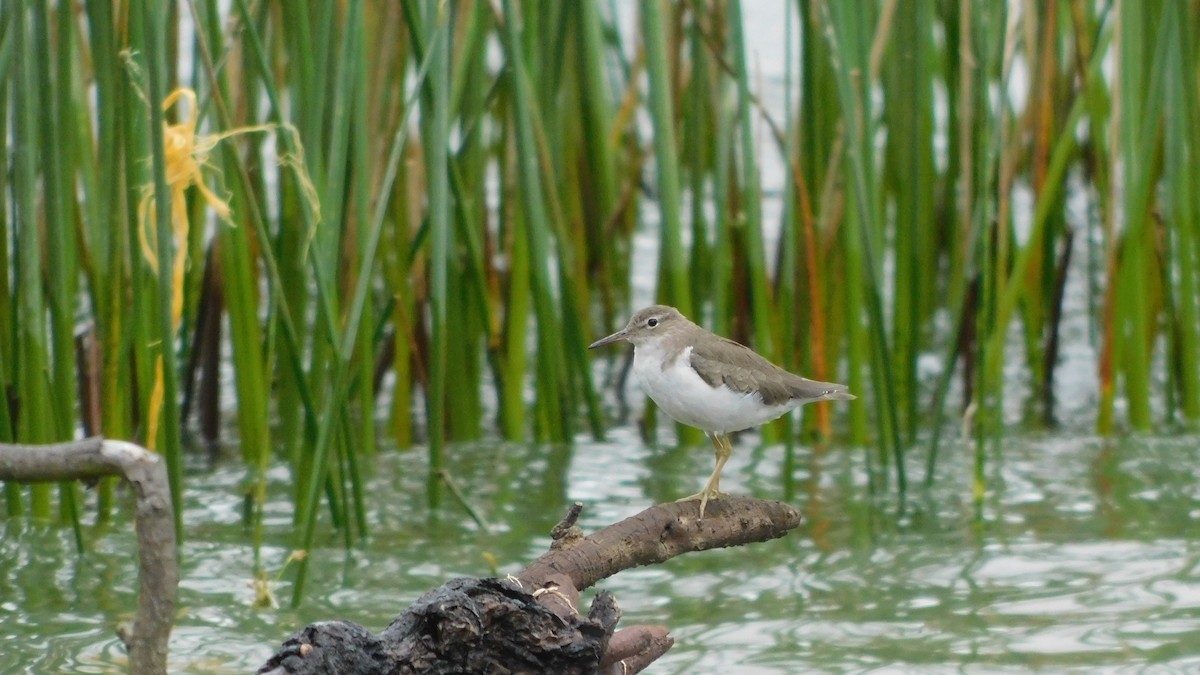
[2,433,1199,672]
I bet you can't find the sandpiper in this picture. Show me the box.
[589,305,855,517]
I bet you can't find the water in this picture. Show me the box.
[2,428,1199,673]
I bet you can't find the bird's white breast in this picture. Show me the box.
[632,343,797,434]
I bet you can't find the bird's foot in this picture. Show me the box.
[676,487,728,519]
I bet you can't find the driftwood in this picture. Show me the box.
[0,437,178,675]
[259,496,802,674]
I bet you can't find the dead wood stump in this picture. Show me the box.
[259,497,802,674]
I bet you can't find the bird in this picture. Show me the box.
[588,305,855,517]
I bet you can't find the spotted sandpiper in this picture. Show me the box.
[588,305,855,518]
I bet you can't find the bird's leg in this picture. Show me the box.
[676,432,733,518]
[705,433,731,494]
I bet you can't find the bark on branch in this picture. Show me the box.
[519,496,803,591]
[0,437,178,675]
[259,497,802,674]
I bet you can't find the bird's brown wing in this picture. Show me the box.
[688,337,853,406]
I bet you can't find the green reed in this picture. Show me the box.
[1162,2,1200,424]
[138,0,185,534]
[642,0,693,316]
[822,0,905,491]
[3,0,1200,604]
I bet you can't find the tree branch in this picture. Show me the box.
[0,437,178,675]
[520,497,803,592]
[259,497,802,674]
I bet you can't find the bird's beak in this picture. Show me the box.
[588,329,629,350]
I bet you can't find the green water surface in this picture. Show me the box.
[2,429,1199,673]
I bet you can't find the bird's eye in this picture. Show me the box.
[647,318,659,328]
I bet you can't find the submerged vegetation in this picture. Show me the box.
[2,1,1199,597]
